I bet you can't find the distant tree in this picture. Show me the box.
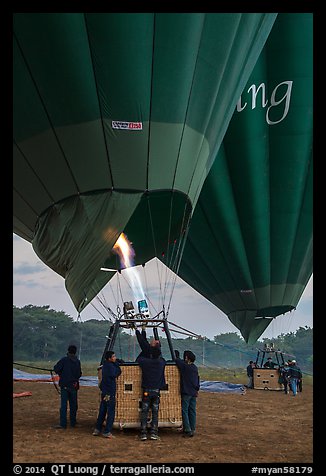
[12,306,313,372]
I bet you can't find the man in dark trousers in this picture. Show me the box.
[137,347,166,440]
[288,360,302,397]
[174,350,200,437]
[280,361,291,394]
[246,360,255,388]
[93,351,122,438]
[53,344,82,429]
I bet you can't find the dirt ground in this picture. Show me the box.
[13,380,313,464]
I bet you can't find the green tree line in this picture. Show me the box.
[13,305,313,373]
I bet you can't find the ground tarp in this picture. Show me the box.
[13,368,245,393]
[200,380,245,394]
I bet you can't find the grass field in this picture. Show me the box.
[13,360,313,386]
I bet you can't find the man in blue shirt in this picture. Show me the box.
[137,347,166,440]
[93,351,122,438]
[175,350,200,437]
[53,344,82,429]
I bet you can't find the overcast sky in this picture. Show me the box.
[13,234,313,342]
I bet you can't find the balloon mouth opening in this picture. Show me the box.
[255,305,295,318]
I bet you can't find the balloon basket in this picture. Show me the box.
[105,362,183,429]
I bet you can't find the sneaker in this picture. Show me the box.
[182,431,194,437]
[102,432,115,438]
[150,433,159,440]
[92,429,101,436]
[140,432,147,441]
[53,424,66,429]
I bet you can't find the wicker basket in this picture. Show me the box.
[253,368,283,391]
[98,363,182,429]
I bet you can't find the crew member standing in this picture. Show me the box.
[137,347,166,440]
[174,350,200,437]
[246,361,255,389]
[92,351,122,438]
[53,344,82,429]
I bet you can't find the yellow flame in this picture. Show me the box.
[113,233,134,268]
[112,233,145,302]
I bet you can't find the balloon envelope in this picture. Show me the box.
[13,13,276,313]
[176,13,313,343]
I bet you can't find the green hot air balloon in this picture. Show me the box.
[13,13,276,314]
[176,13,313,343]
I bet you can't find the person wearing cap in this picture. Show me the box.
[174,349,200,437]
[288,360,302,396]
[53,344,82,429]
[280,361,291,394]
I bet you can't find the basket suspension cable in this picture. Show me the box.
[90,300,112,321]
[97,289,118,321]
[162,190,191,304]
[142,265,160,317]
[142,263,149,300]
[94,291,116,322]
[108,280,119,309]
[120,268,139,299]
[161,245,172,304]
[170,201,192,275]
[89,280,117,321]
[165,211,192,317]
[170,328,199,338]
[105,191,191,332]
[162,241,178,305]
[116,270,120,312]
[118,265,155,317]
[144,271,159,314]
[146,190,188,313]
[161,190,175,302]
[116,271,125,311]
[91,279,119,322]
[77,313,83,360]
[168,320,203,339]
[117,328,123,360]
[147,196,165,311]
[157,191,193,317]
[160,191,186,306]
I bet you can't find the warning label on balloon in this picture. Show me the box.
[112,121,143,130]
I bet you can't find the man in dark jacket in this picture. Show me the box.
[136,327,160,359]
[53,344,82,429]
[175,350,200,437]
[137,347,166,440]
[288,360,302,397]
[93,351,122,438]
[279,361,291,394]
[246,361,255,388]
[263,357,276,369]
